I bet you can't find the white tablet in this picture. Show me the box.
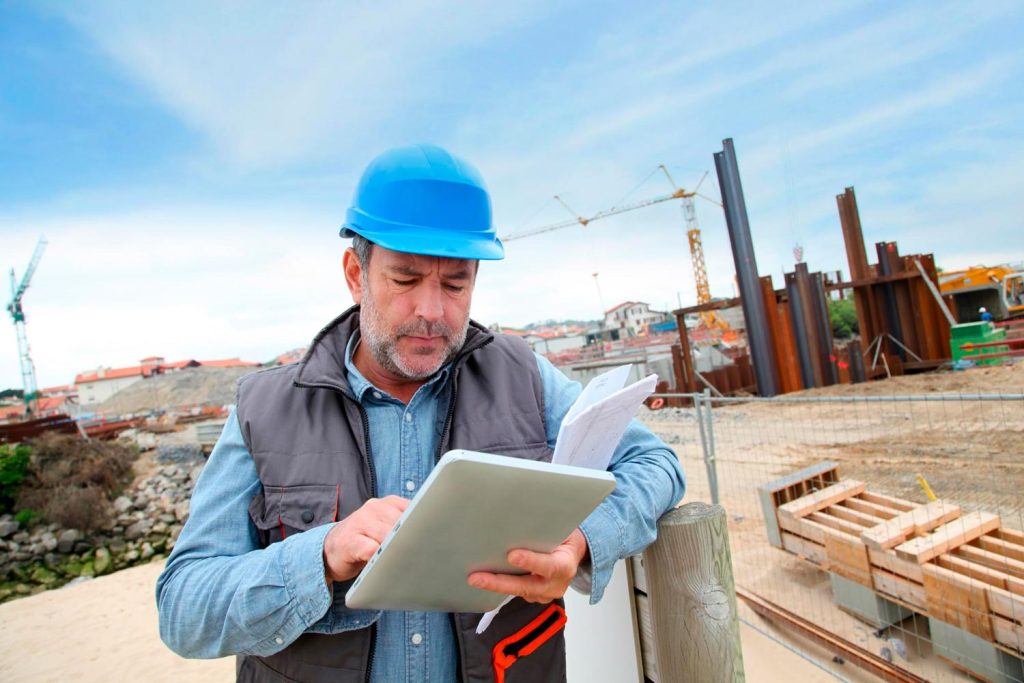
[344,449,616,613]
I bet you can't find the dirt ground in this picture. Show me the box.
[638,360,1024,682]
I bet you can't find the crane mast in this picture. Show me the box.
[7,237,47,415]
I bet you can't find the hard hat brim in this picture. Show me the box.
[340,214,504,261]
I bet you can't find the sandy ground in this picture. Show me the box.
[0,560,842,683]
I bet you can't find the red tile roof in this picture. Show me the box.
[75,366,148,384]
[0,404,25,421]
[40,385,76,395]
[198,358,261,368]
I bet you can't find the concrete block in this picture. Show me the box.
[831,573,912,628]
[930,617,1024,683]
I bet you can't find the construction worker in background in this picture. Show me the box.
[156,144,685,682]
[979,306,993,322]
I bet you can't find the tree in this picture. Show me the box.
[829,297,859,339]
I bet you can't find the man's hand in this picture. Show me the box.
[323,496,409,582]
[467,528,589,604]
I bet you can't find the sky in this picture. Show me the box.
[2,1,1023,390]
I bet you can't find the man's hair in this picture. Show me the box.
[352,234,373,270]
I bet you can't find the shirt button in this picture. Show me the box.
[274,636,284,645]
[411,633,423,645]
[404,413,413,423]
[373,391,382,399]
[301,510,314,524]
[404,480,416,492]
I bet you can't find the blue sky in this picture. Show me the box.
[2,1,1023,390]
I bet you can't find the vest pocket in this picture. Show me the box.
[248,484,342,547]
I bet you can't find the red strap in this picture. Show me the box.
[278,515,287,540]
[491,603,567,683]
[332,484,341,522]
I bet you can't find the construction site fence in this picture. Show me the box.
[645,390,1024,682]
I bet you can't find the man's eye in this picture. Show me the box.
[444,284,465,293]
[393,279,415,286]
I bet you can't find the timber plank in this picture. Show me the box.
[858,490,915,512]
[782,532,826,565]
[824,529,873,587]
[895,512,1000,564]
[922,563,994,641]
[977,535,1024,563]
[871,569,927,611]
[808,511,866,536]
[869,548,923,582]
[842,497,898,520]
[778,513,826,545]
[778,480,865,521]
[826,504,879,527]
[860,501,961,550]
[956,545,1024,580]
[992,615,1024,654]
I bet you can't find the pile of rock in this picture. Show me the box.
[0,461,204,602]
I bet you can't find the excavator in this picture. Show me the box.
[939,264,1024,321]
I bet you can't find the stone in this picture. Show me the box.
[124,549,140,563]
[12,531,29,543]
[30,565,58,585]
[152,521,168,535]
[63,576,93,589]
[0,520,19,538]
[125,521,151,541]
[14,584,30,595]
[113,496,133,513]
[140,542,155,560]
[174,500,190,522]
[58,529,83,554]
[159,513,176,524]
[73,541,91,554]
[94,547,112,576]
[80,560,95,578]
[109,538,126,555]
[190,464,205,483]
[40,532,58,552]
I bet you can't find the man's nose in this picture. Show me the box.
[413,283,445,322]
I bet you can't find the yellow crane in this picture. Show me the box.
[501,166,729,330]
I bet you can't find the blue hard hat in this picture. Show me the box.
[340,144,504,260]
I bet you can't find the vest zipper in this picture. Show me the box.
[356,401,378,683]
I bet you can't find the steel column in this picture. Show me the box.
[714,138,779,396]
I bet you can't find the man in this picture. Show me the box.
[979,306,993,323]
[157,144,685,682]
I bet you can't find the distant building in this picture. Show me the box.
[603,302,670,337]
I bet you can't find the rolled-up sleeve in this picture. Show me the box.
[535,354,686,603]
[156,409,349,658]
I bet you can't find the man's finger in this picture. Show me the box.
[508,547,574,579]
[468,571,544,599]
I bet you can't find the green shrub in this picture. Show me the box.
[829,297,859,339]
[0,444,31,513]
[14,509,39,527]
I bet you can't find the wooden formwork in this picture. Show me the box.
[760,463,1024,659]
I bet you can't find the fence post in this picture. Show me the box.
[640,502,744,681]
[695,389,720,505]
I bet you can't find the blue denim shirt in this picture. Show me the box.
[157,344,685,680]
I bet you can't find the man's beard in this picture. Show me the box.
[359,288,468,381]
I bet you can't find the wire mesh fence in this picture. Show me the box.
[640,390,1024,682]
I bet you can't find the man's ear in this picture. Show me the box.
[342,248,364,304]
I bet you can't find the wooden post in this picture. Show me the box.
[638,502,745,682]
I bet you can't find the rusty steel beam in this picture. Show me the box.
[673,314,698,393]
[673,297,742,316]
[776,298,803,393]
[824,270,921,290]
[795,263,825,387]
[759,276,789,394]
[810,271,838,385]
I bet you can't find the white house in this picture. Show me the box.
[603,301,670,337]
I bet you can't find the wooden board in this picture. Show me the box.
[869,548,924,583]
[860,501,961,550]
[824,529,873,587]
[778,480,865,521]
[871,569,927,611]
[858,490,915,512]
[782,532,826,565]
[956,544,1024,581]
[923,563,994,641]
[842,497,899,520]
[895,512,1000,564]
[991,615,1024,654]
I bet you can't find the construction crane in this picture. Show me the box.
[502,166,729,330]
[6,237,47,415]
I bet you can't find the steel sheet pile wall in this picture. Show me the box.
[834,187,952,376]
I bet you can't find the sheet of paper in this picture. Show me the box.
[561,364,632,426]
[476,595,514,634]
[552,374,658,470]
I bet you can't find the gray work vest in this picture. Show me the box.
[235,307,567,683]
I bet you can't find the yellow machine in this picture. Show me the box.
[939,264,1024,321]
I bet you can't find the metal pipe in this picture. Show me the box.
[784,273,814,388]
[714,138,779,396]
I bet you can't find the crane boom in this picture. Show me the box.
[500,167,729,331]
[7,236,47,414]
